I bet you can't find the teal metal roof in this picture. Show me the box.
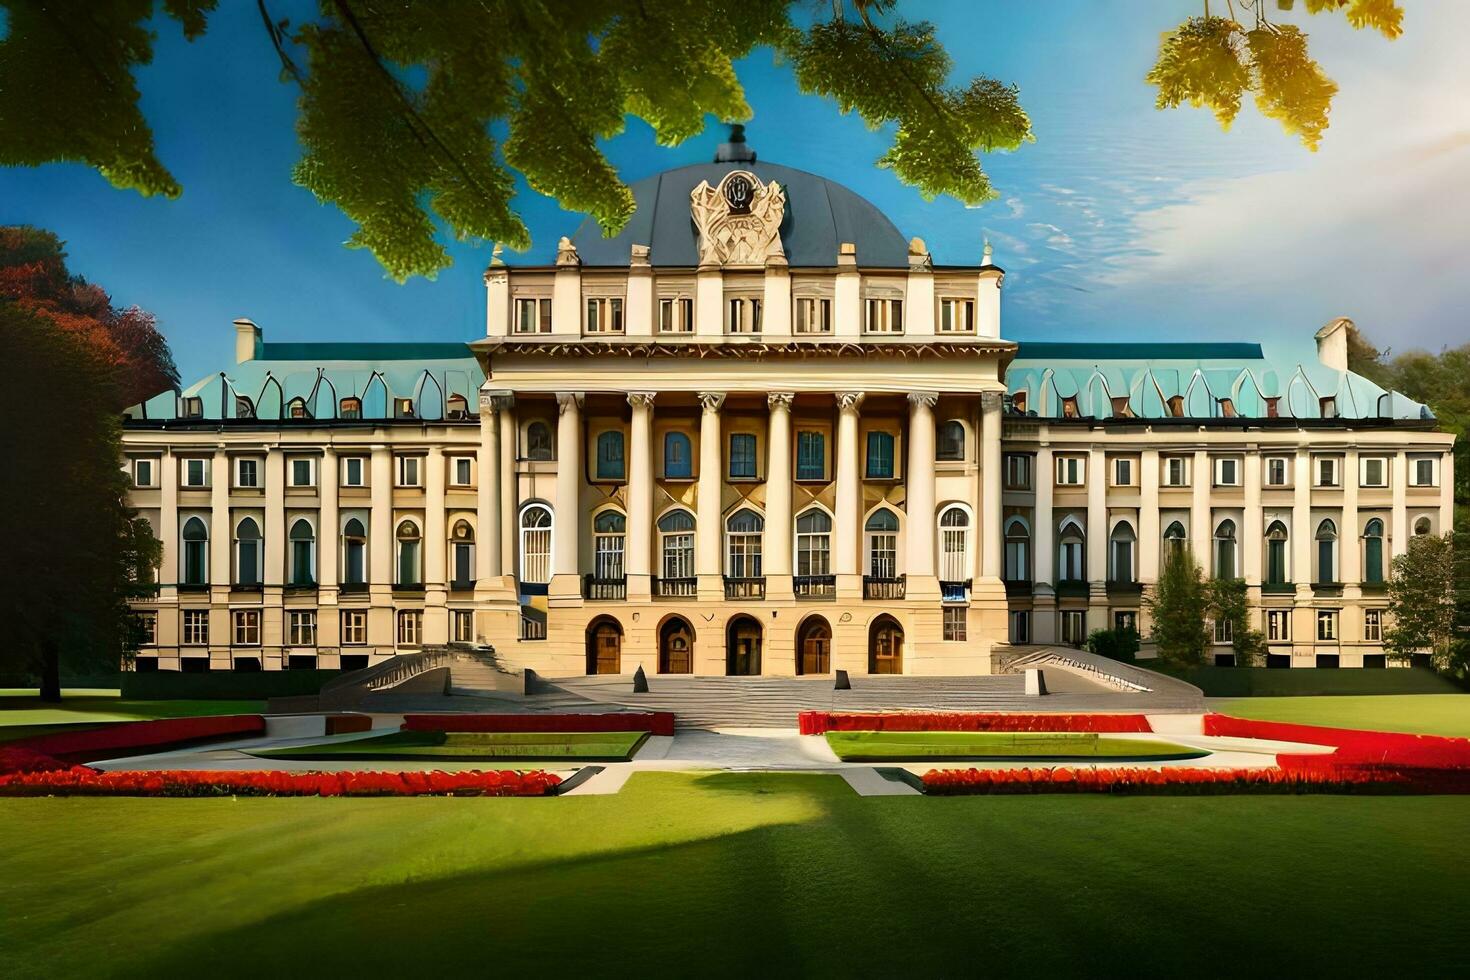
[1007,341,1433,422]
[128,343,483,422]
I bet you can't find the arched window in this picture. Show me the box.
[593,510,626,581]
[865,509,899,578]
[1213,519,1237,581]
[726,509,764,578]
[446,394,469,419]
[795,509,832,578]
[289,518,316,586]
[527,421,554,461]
[342,517,367,585]
[865,431,895,479]
[938,506,970,582]
[339,396,362,419]
[1110,521,1137,585]
[1163,520,1187,565]
[1316,519,1338,585]
[451,520,475,585]
[287,397,310,420]
[181,517,208,586]
[235,396,255,419]
[1414,516,1432,537]
[1004,517,1029,582]
[519,505,552,584]
[234,517,261,587]
[1059,519,1085,582]
[936,420,965,462]
[596,430,625,480]
[658,510,695,582]
[1363,518,1385,585]
[1265,521,1289,585]
[663,431,693,479]
[396,521,422,586]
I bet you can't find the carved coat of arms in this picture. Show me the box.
[690,170,785,268]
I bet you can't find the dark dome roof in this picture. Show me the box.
[570,161,910,269]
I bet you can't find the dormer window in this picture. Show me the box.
[515,297,552,334]
[1166,395,1186,418]
[794,297,831,334]
[864,297,903,334]
[1061,395,1080,419]
[585,297,624,334]
[181,396,203,419]
[446,394,469,419]
[1264,396,1281,418]
[938,298,974,334]
[287,397,310,419]
[1319,396,1338,419]
[1217,398,1237,418]
[1109,396,1134,418]
[235,396,254,418]
[725,296,762,334]
[339,397,362,419]
[659,296,695,333]
[393,397,415,419]
[1009,391,1028,415]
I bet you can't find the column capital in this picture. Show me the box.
[767,392,795,411]
[980,390,1005,413]
[906,390,939,411]
[479,389,514,414]
[556,391,584,415]
[836,391,866,414]
[627,391,657,410]
[698,391,726,414]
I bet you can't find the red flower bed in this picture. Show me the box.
[797,711,1152,736]
[15,715,266,764]
[0,747,73,775]
[920,765,1470,796]
[0,766,562,798]
[1203,714,1470,771]
[403,712,675,737]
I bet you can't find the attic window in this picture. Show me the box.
[235,396,254,419]
[447,394,469,419]
[1319,396,1338,419]
[1109,396,1134,419]
[394,398,415,419]
[1217,398,1237,418]
[288,398,310,419]
[1264,396,1281,419]
[181,396,203,419]
[1061,395,1080,419]
[339,397,362,419]
[1166,395,1186,418]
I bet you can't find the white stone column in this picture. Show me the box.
[696,392,725,599]
[834,392,865,595]
[1341,450,1361,585]
[1243,453,1262,588]
[551,392,584,601]
[476,393,506,592]
[265,451,286,588]
[319,448,338,604]
[160,450,179,592]
[210,450,230,590]
[1032,445,1056,643]
[423,446,448,644]
[1191,450,1211,566]
[498,405,517,578]
[906,391,938,585]
[626,392,656,600]
[1139,450,1161,583]
[980,392,1004,578]
[765,392,795,599]
[1086,446,1108,631]
[1391,452,1409,557]
[1292,449,1313,655]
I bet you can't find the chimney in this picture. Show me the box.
[714,123,756,164]
[976,241,1003,340]
[234,318,261,363]
[1315,317,1353,372]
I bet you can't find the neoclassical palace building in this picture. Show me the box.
[122,135,1454,676]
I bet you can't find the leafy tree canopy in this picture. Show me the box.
[1145,546,1212,666]
[0,0,1400,280]
[1,225,179,409]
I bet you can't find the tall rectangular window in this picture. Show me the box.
[452,610,474,643]
[397,610,422,647]
[1411,457,1437,487]
[516,297,552,333]
[452,457,473,487]
[133,458,156,488]
[942,606,967,642]
[1214,457,1240,487]
[396,455,422,488]
[1163,456,1188,487]
[1317,610,1339,642]
[235,458,259,488]
[939,298,975,333]
[1005,454,1032,490]
[585,297,624,333]
[725,297,761,334]
[1360,457,1388,488]
[288,611,317,647]
[1266,457,1290,487]
[865,431,895,479]
[289,458,315,487]
[1267,609,1291,642]
[136,611,158,646]
[728,433,758,479]
[183,458,208,488]
[1315,457,1340,487]
[1009,610,1031,644]
[1060,610,1086,646]
[1112,457,1134,487]
[342,457,365,487]
[1364,609,1382,642]
[182,609,209,645]
[864,298,903,334]
[1056,456,1084,486]
[793,297,832,334]
[341,610,367,645]
[796,431,826,481]
[232,610,261,647]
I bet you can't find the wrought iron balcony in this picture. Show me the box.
[653,576,697,598]
[794,575,836,600]
[724,576,766,600]
[863,575,906,600]
[583,574,627,601]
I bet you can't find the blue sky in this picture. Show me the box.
[3,0,1466,384]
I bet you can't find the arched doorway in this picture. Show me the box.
[659,616,694,674]
[586,617,622,675]
[869,615,904,674]
[796,616,831,676]
[726,615,762,676]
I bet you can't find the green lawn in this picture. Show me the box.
[826,731,1207,762]
[249,730,648,762]
[1215,694,1470,737]
[0,690,264,743]
[1,771,1467,977]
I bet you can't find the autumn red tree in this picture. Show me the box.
[0,226,178,409]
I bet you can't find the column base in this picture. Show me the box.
[697,574,724,602]
[626,573,652,601]
[765,573,794,602]
[1031,587,1057,644]
[474,575,519,603]
[549,574,584,606]
[905,574,941,601]
[835,573,863,601]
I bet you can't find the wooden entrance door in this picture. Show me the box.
[869,619,903,674]
[588,622,622,674]
[660,619,693,674]
[726,618,762,676]
[798,620,830,675]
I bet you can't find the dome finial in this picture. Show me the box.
[714,122,756,164]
